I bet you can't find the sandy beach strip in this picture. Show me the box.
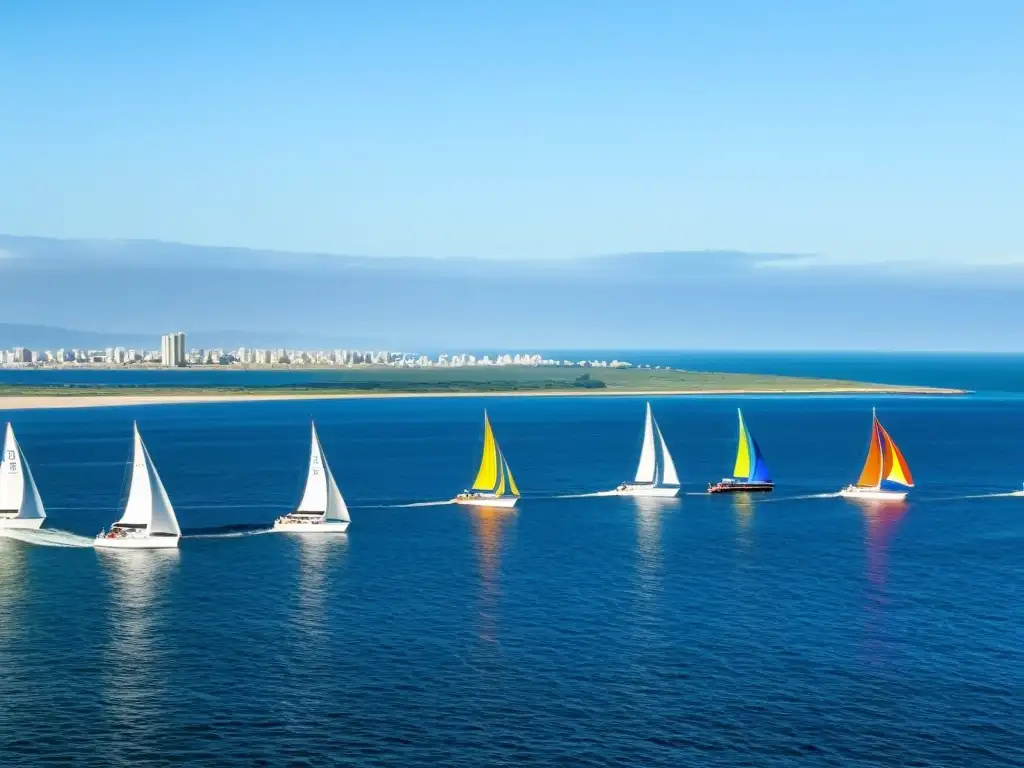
[0,387,966,411]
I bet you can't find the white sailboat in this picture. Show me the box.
[274,422,351,532]
[0,424,47,530]
[615,402,681,497]
[95,423,182,549]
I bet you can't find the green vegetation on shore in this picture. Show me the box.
[0,366,962,397]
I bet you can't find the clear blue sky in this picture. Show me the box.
[1,0,1021,263]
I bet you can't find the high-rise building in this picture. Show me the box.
[160,331,186,367]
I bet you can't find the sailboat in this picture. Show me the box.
[708,409,774,493]
[455,411,520,508]
[615,402,681,497]
[0,424,47,530]
[95,423,182,549]
[274,422,351,532]
[839,408,914,501]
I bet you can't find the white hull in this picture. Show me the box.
[0,517,45,530]
[614,484,680,498]
[94,535,180,550]
[273,520,350,533]
[454,495,518,509]
[1011,490,1024,497]
[838,486,908,502]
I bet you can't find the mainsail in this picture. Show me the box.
[116,424,181,536]
[296,423,350,522]
[0,424,46,521]
[471,412,519,497]
[732,410,771,483]
[634,403,680,487]
[855,409,913,490]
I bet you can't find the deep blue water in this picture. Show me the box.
[1,363,1022,765]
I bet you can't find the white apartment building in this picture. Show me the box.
[160,331,186,367]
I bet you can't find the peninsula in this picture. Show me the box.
[0,366,965,411]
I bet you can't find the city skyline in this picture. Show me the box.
[0,333,634,371]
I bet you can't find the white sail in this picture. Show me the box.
[143,440,181,537]
[0,425,46,521]
[634,403,657,483]
[324,464,350,522]
[655,422,680,486]
[16,446,46,521]
[296,423,329,513]
[118,425,153,527]
[115,424,180,537]
[0,424,24,512]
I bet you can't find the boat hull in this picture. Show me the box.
[273,520,350,533]
[838,486,908,502]
[0,517,45,530]
[94,535,180,550]
[614,484,680,498]
[454,495,518,509]
[708,481,774,494]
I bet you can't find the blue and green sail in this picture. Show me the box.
[732,409,772,483]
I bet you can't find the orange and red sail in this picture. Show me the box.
[856,410,914,490]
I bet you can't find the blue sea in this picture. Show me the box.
[0,354,1021,766]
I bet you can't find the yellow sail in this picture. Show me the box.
[732,409,751,479]
[495,456,507,496]
[504,453,520,497]
[471,412,500,491]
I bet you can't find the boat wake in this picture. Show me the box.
[759,493,840,503]
[183,524,274,539]
[945,492,1022,501]
[389,500,455,508]
[0,528,95,547]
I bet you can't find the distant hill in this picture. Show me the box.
[0,234,1021,351]
[0,323,154,351]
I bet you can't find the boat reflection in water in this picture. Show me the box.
[0,537,26,608]
[0,537,27,652]
[295,532,347,641]
[731,493,755,550]
[859,499,909,591]
[631,496,676,607]
[845,496,909,661]
[470,507,515,643]
[98,548,180,757]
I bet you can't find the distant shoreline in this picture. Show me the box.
[0,386,967,411]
